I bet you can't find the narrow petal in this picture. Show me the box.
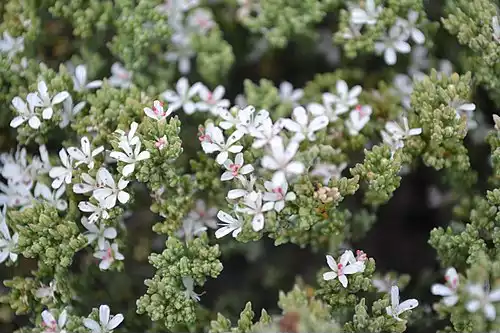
[326,255,337,271]
[99,305,110,326]
[431,284,453,296]
[52,91,69,104]
[323,271,338,281]
[397,299,418,313]
[338,275,348,288]
[107,314,124,330]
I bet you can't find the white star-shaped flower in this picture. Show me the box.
[386,285,419,321]
[261,136,305,180]
[322,250,365,288]
[83,304,124,333]
[237,191,274,232]
[199,123,244,164]
[221,153,254,181]
[161,77,201,114]
[431,267,459,307]
[92,168,130,209]
[215,210,244,239]
[283,106,329,142]
[67,136,105,170]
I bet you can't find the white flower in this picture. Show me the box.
[187,200,218,229]
[144,100,173,121]
[31,81,70,120]
[221,153,254,181]
[372,274,398,293]
[0,206,18,263]
[199,123,244,164]
[196,85,230,115]
[161,77,201,114]
[279,81,303,105]
[227,174,256,199]
[115,121,140,147]
[263,174,296,212]
[110,139,150,177]
[392,74,413,109]
[92,168,130,209]
[283,106,329,142]
[68,136,105,170]
[311,162,347,185]
[73,64,103,91]
[218,107,240,130]
[374,25,411,66]
[492,16,500,43]
[83,304,124,333]
[381,129,405,155]
[466,283,500,320]
[385,116,422,140]
[237,191,274,232]
[182,276,202,302]
[41,309,67,333]
[215,210,243,239]
[0,180,32,209]
[108,62,132,88]
[235,106,270,135]
[386,285,419,321]
[164,37,195,75]
[34,183,67,211]
[328,80,362,116]
[322,250,365,288]
[93,242,125,271]
[451,100,476,130]
[176,218,209,241]
[10,94,42,129]
[0,31,24,59]
[60,95,86,128]
[251,117,282,149]
[261,136,305,181]
[49,148,74,189]
[73,173,98,194]
[81,216,117,250]
[345,105,372,135]
[35,280,57,302]
[396,10,425,44]
[431,267,459,307]
[78,201,110,224]
[307,93,339,122]
[187,8,215,34]
[350,0,382,25]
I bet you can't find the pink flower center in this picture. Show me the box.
[337,263,344,275]
[152,102,164,116]
[117,71,129,80]
[355,105,368,118]
[272,187,284,200]
[229,163,241,176]
[445,275,458,289]
[197,17,210,28]
[104,247,114,261]
[198,127,212,143]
